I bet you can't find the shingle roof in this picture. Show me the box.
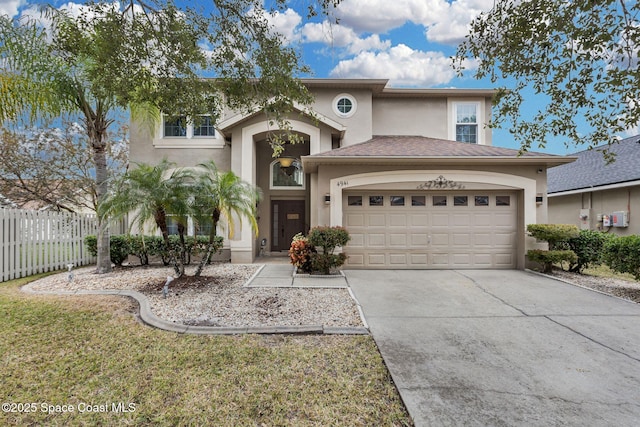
[547,135,640,194]
[315,135,558,158]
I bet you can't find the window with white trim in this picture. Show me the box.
[156,114,223,148]
[332,93,357,118]
[164,116,187,137]
[455,103,479,143]
[193,116,216,137]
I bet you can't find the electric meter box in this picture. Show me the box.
[611,211,629,227]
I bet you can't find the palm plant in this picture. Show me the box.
[100,159,193,277]
[192,161,261,277]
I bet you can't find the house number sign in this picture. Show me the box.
[416,175,465,190]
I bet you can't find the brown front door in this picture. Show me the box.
[271,200,305,251]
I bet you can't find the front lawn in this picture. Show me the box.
[1,275,412,426]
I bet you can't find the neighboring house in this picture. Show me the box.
[130,79,573,269]
[548,135,640,236]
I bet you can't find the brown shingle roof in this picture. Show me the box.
[315,135,557,157]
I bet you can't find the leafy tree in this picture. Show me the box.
[0,0,337,272]
[99,159,193,277]
[192,161,261,277]
[455,0,640,156]
[0,122,127,212]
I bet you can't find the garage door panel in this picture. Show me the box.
[367,234,386,247]
[368,253,386,265]
[345,213,365,227]
[452,253,471,266]
[453,233,471,245]
[344,191,517,269]
[432,253,450,266]
[473,213,493,227]
[389,253,407,265]
[411,214,429,227]
[368,214,386,226]
[452,214,471,226]
[431,233,449,246]
[431,214,450,226]
[494,232,516,246]
[473,233,492,246]
[411,234,429,246]
[349,233,365,247]
[389,234,407,247]
[389,214,407,227]
[410,253,428,265]
[473,253,492,266]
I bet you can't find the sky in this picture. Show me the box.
[0,0,617,155]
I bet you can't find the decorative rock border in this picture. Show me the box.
[21,283,369,336]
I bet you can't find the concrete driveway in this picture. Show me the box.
[347,270,640,427]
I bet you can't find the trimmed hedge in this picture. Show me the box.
[527,249,577,274]
[568,230,615,273]
[603,235,640,280]
[84,234,223,266]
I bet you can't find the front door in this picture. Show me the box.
[271,200,305,251]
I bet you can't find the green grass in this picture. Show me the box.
[1,276,412,426]
[580,264,638,282]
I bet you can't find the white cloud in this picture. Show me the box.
[329,44,465,87]
[302,21,390,54]
[263,8,303,44]
[334,0,446,33]
[426,0,494,45]
[0,0,27,18]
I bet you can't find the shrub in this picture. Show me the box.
[527,224,579,250]
[568,230,615,273]
[84,234,218,267]
[307,226,350,274]
[527,249,577,274]
[84,234,130,266]
[289,233,315,273]
[603,235,640,280]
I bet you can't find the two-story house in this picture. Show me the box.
[130,79,573,269]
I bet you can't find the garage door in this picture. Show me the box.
[343,191,517,269]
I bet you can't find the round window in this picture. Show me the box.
[332,93,357,118]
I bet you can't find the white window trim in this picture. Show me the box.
[153,113,225,149]
[332,93,357,119]
[448,100,484,145]
[269,159,306,190]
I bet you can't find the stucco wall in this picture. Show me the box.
[548,186,640,236]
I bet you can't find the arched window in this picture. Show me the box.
[270,159,304,189]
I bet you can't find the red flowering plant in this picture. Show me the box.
[288,233,315,273]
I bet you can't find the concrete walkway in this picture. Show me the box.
[348,269,640,427]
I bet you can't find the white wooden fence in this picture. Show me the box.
[1,208,100,282]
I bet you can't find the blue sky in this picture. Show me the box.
[1,0,610,154]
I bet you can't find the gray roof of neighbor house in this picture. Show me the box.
[547,135,640,194]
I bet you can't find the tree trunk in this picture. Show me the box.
[91,130,112,274]
[194,210,220,277]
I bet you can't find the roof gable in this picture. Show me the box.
[548,136,640,193]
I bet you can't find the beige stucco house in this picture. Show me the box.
[130,79,573,269]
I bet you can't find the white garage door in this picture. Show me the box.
[343,191,518,269]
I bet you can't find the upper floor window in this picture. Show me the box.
[162,114,216,138]
[193,116,216,137]
[455,103,478,144]
[164,116,187,137]
[332,93,357,118]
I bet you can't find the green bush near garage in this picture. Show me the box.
[603,234,640,280]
